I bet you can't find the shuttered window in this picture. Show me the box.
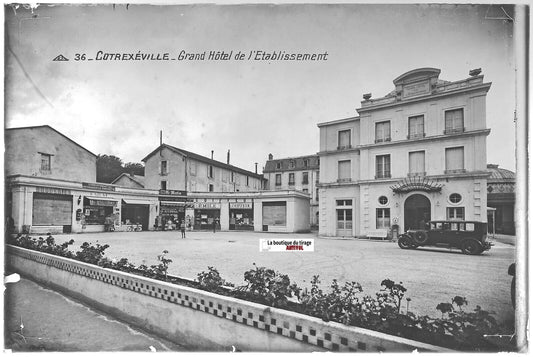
[376,155,391,178]
[375,121,391,142]
[445,147,464,172]
[445,109,464,133]
[408,115,424,138]
[262,201,287,226]
[338,160,351,181]
[32,193,72,226]
[409,151,425,175]
[338,130,351,148]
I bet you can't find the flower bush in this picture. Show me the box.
[7,234,510,351]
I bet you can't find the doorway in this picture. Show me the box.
[404,194,431,231]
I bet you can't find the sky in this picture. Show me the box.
[4,3,517,173]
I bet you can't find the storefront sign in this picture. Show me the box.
[36,186,71,195]
[159,196,187,202]
[193,202,221,209]
[83,182,116,191]
[159,189,187,196]
[229,202,253,209]
[88,199,117,207]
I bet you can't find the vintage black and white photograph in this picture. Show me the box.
[3,2,527,353]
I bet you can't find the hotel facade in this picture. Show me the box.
[317,68,492,237]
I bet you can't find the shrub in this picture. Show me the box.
[235,263,301,308]
[197,266,233,292]
[75,242,109,265]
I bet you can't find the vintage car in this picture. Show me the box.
[397,220,492,255]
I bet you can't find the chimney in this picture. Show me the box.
[255,162,258,174]
[227,150,230,164]
[211,150,214,160]
[268,153,273,160]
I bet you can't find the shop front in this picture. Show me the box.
[229,202,254,230]
[83,196,118,226]
[158,200,186,230]
[121,199,152,230]
[193,202,220,230]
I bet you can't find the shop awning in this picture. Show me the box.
[122,199,153,205]
[160,201,186,206]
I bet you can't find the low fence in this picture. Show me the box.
[6,245,450,352]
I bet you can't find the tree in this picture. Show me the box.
[124,162,145,176]
[96,155,124,183]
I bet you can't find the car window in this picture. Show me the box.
[465,223,475,231]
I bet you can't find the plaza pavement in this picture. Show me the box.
[50,230,516,328]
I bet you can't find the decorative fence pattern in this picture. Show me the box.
[6,245,449,352]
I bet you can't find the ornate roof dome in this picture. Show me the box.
[487,164,515,181]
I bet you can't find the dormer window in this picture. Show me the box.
[289,160,295,169]
[276,162,282,170]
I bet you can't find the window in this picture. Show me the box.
[275,174,281,186]
[209,184,214,192]
[40,153,51,171]
[208,165,214,178]
[302,172,309,184]
[408,115,424,139]
[316,171,320,183]
[246,176,249,186]
[303,188,308,193]
[445,109,464,134]
[338,129,351,149]
[303,159,309,167]
[375,155,391,178]
[378,196,388,205]
[375,121,391,143]
[376,208,391,228]
[336,199,352,206]
[316,188,319,202]
[190,162,197,176]
[408,151,425,176]
[160,181,167,190]
[230,171,234,183]
[337,160,351,182]
[276,162,282,170]
[289,160,295,169]
[449,193,462,204]
[447,207,465,220]
[288,173,295,185]
[160,160,168,175]
[445,147,465,173]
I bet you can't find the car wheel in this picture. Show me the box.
[461,239,482,255]
[398,235,413,249]
[413,230,429,245]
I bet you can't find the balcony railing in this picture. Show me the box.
[337,144,352,150]
[337,178,351,183]
[443,127,465,135]
[374,137,391,144]
[407,133,426,140]
[407,171,426,177]
[275,182,281,186]
[375,173,391,179]
[444,169,466,175]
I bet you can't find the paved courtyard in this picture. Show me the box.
[53,230,515,327]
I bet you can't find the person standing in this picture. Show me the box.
[180,220,186,239]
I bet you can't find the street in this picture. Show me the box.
[51,230,516,329]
